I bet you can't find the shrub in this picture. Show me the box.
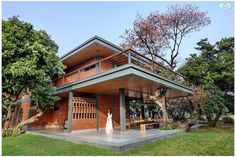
[2,128,13,137]
[160,124,173,130]
[222,117,234,124]
[2,127,24,137]
[160,122,185,130]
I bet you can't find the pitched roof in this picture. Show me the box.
[60,35,123,61]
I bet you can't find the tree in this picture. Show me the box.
[188,86,209,120]
[178,37,234,113]
[146,89,169,123]
[121,4,211,69]
[166,97,194,121]
[13,83,59,132]
[203,92,227,127]
[2,16,65,132]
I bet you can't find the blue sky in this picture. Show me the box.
[2,1,234,66]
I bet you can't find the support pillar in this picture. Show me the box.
[96,93,99,130]
[119,88,126,131]
[67,91,73,133]
[141,105,145,119]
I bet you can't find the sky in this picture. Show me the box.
[2,1,234,66]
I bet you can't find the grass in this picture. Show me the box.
[124,125,234,156]
[2,125,234,156]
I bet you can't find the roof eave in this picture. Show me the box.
[60,35,123,61]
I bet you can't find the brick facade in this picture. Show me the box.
[27,94,123,131]
[71,94,120,130]
[9,95,31,128]
[12,54,127,131]
[53,57,114,87]
[31,98,68,128]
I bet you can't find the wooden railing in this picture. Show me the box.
[53,49,194,88]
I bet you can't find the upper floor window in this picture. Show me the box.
[83,64,95,72]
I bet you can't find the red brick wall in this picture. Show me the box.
[13,93,129,131]
[31,98,68,127]
[72,119,96,130]
[8,95,31,128]
[53,78,64,87]
[80,58,97,68]
[53,58,98,86]
[53,57,119,87]
[64,71,79,84]
[113,95,121,127]
[100,60,113,72]
[8,106,20,127]
[98,95,112,128]
[71,94,121,130]
[21,95,31,122]
[79,68,96,80]
[98,94,121,128]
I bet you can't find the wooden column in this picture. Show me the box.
[67,91,73,132]
[119,88,126,131]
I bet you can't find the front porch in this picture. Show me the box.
[26,128,185,152]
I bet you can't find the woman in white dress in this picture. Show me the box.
[105,109,113,132]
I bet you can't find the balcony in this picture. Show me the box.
[53,49,194,89]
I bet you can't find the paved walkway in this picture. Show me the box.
[26,128,186,152]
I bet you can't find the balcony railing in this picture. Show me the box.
[53,49,194,88]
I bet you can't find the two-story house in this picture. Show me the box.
[10,36,194,132]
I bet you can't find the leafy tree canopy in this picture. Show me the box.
[178,37,234,114]
[178,37,234,93]
[2,16,65,114]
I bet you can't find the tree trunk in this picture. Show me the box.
[150,94,168,124]
[13,111,43,134]
[197,107,204,120]
[162,104,168,124]
[3,108,13,129]
[211,112,222,127]
[181,110,185,119]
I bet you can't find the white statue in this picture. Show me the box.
[105,109,113,132]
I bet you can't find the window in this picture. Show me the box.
[72,97,96,120]
[84,65,95,72]
[54,106,59,111]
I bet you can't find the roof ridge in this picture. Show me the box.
[60,35,123,61]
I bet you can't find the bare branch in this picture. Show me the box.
[120,4,211,69]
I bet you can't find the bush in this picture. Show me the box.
[160,122,185,130]
[222,117,234,124]
[173,115,186,121]
[2,128,13,137]
[2,127,24,137]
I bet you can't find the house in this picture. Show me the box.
[9,36,194,132]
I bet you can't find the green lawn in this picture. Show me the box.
[2,125,234,156]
